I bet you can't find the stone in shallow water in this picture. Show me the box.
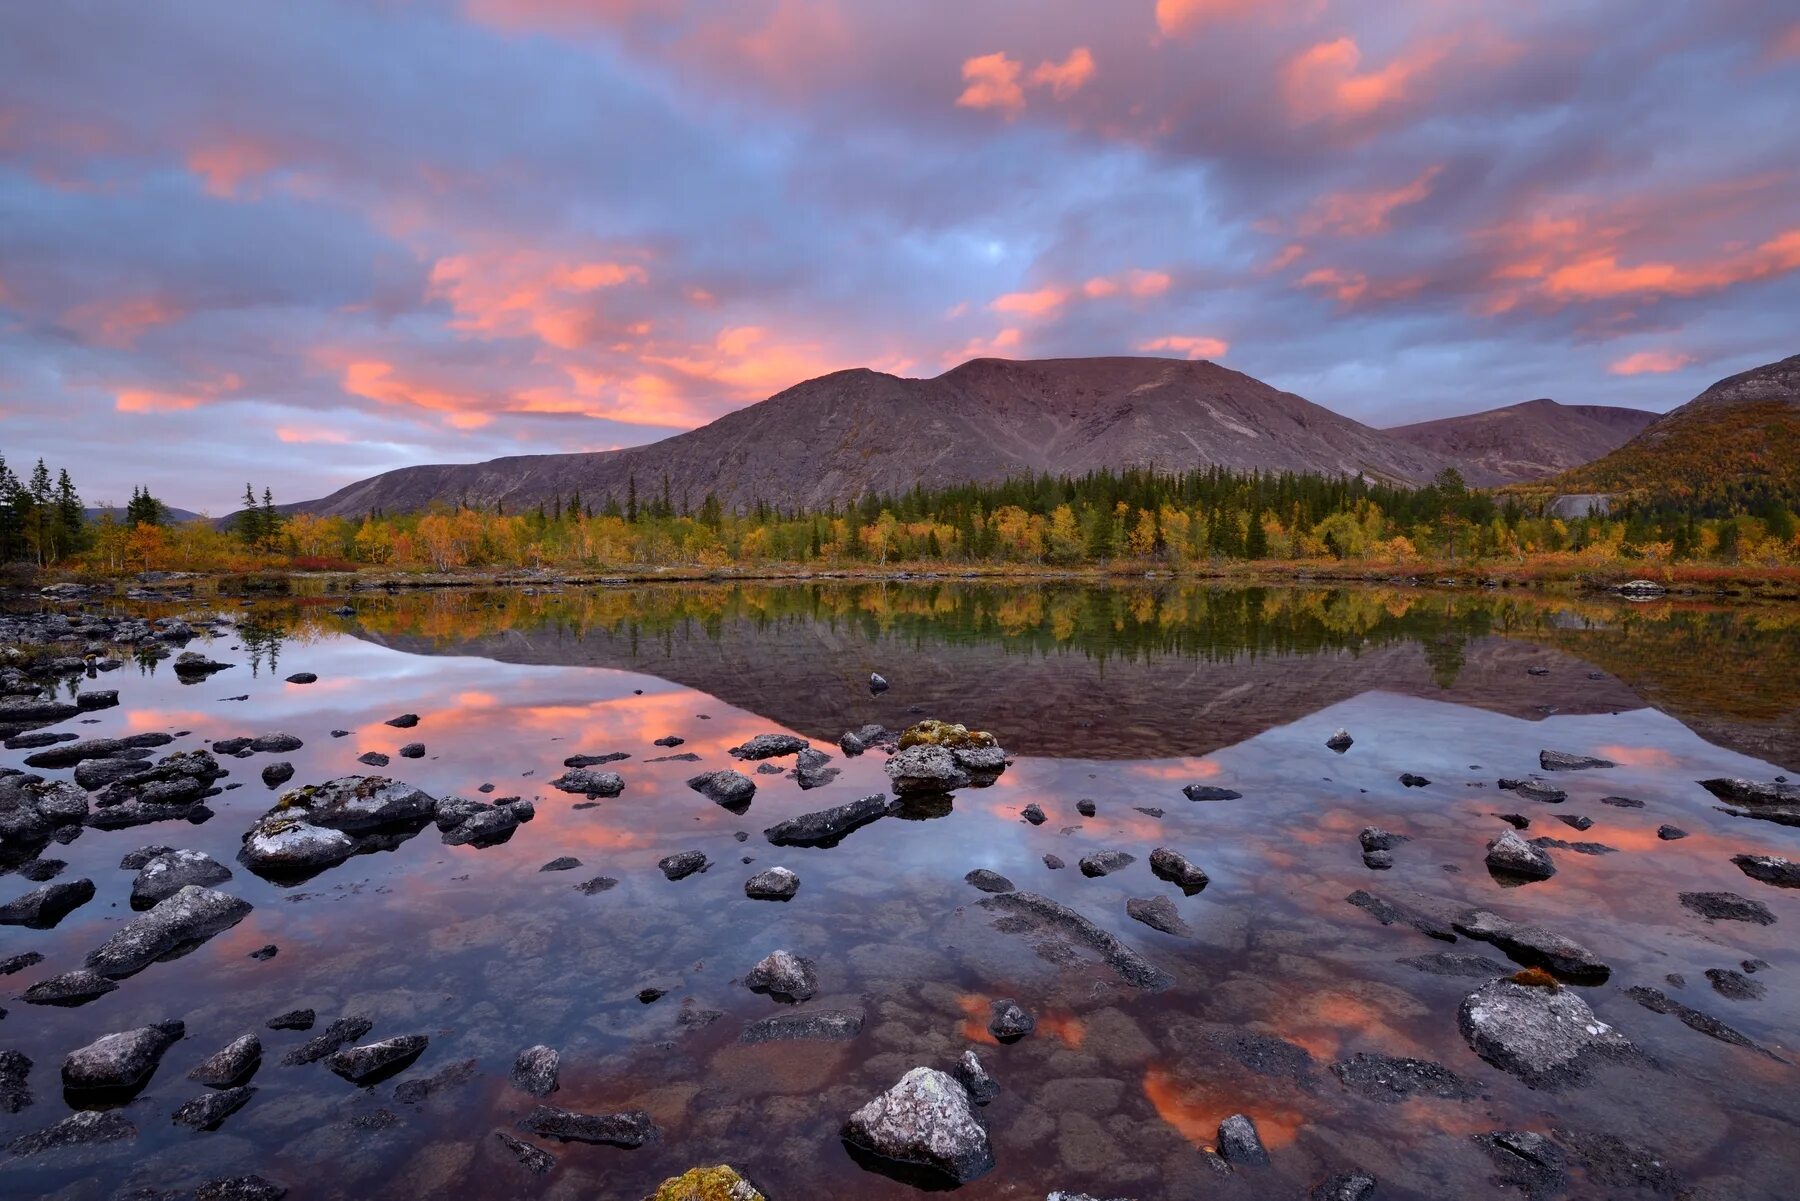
[130,849,232,907]
[493,1130,555,1175]
[979,891,1172,990]
[659,850,709,880]
[987,998,1035,1042]
[6,1108,136,1155]
[1624,985,1780,1058]
[688,770,756,811]
[1732,853,1800,887]
[538,856,581,872]
[281,1016,373,1066]
[1181,784,1242,801]
[1149,846,1208,893]
[188,1034,261,1088]
[729,733,809,760]
[952,1049,998,1105]
[62,1020,185,1095]
[647,1165,766,1200]
[1311,1172,1378,1201]
[1679,890,1775,924]
[763,794,891,847]
[739,1009,864,1044]
[884,744,970,794]
[1539,749,1614,771]
[517,1104,657,1146]
[841,1066,994,1185]
[1079,849,1135,878]
[1126,895,1191,936]
[172,1084,255,1130]
[1217,1113,1269,1166]
[0,878,95,928]
[85,884,252,978]
[326,1035,428,1085]
[1457,979,1633,1088]
[548,768,623,796]
[0,1050,31,1114]
[196,1174,287,1201]
[1452,909,1610,982]
[744,949,817,1002]
[1486,829,1555,880]
[745,866,800,900]
[1344,889,1457,942]
[22,969,118,1006]
[1398,952,1509,979]
[1472,1131,1566,1199]
[1329,1052,1479,1103]
[964,868,1014,894]
[510,1045,559,1097]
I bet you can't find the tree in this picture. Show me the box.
[260,488,281,550]
[237,483,262,547]
[1244,510,1269,559]
[54,469,84,558]
[26,459,53,565]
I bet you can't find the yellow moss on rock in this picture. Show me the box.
[645,1165,765,1201]
[897,719,996,751]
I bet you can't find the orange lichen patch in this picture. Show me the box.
[1142,1067,1306,1150]
[1040,1011,1086,1049]
[955,991,999,1045]
[1511,966,1559,989]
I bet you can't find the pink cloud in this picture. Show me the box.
[957,52,1025,116]
[1138,335,1229,359]
[1154,0,1264,36]
[186,137,282,198]
[275,425,353,444]
[1281,35,1446,124]
[991,285,1070,317]
[63,295,183,348]
[1029,47,1096,99]
[429,251,648,350]
[1297,164,1442,236]
[114,371,241,413]
[1608,350,1696,376]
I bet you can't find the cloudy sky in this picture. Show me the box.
[2,1,1796,513]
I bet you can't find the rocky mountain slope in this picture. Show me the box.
[1531,354,1800,506]
[288,357,1461,517]
[1386,399,1657,486]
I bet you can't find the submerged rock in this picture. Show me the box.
[1329,1052,1478,1103]
[188,1034,261,1088]
[987,998,1035,1042]
[1473,1130,1567,1198]
[1345,889,1458,941]
[172,1085,255,1131]
[280,1016,373,1066]
[764,794,892,847]
[1453,909,1610,982]
[85,885,252,978]
[62,1021,185,1095]
[744,950,817,1002]
[518,1104,657,1146]
[1624,985,1780,1059]
[739,1009,864,1045]
[1679,890,1775,924]
[979,891,1171,989]
[494,1130,556,1175]
[6,1108,136,1155]
[1733,853,1800,887]
[1126,894,1191,936]
[1457,979,1632,1088]
[1311,1171,1378,1201]
[841,1066,993,1185]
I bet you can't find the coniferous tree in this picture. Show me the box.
[238,483,262,546]
[54,469,84,557]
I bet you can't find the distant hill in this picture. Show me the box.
[85,504,204,525]
[1529,354,1800,510]
[1386,398,1657,485]
[284,356,1462,518]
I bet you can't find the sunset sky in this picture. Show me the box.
[2,1,1797,512]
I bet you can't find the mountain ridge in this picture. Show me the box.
[1385,397,1658,485]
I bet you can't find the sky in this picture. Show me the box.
[1,1,1797,514]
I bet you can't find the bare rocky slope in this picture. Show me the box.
[287,356,1463,517]
[1385,399,1658,486]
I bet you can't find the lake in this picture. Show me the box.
[2,580,1798,1200]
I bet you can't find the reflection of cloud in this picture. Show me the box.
[1594,743,1680,768]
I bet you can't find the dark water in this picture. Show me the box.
[3,582,1799,1200]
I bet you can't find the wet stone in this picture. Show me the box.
[266,1009,314,1031]
[539,856,581,872]
[987,998,1035,1042]
[511,1045,559,1097]
[6,1108,136,1156]
[964,868,1014,893]
[1539,750,1614,771]
[357,752,390,768]
[130,848,231,907]
[1311,1171,1378,1201]
[172,1085,254,1130]
[1398,952,1510,978]
[85,884,253,977]
[1125,894,1191,936]
[740,1009,864,1044]
[0,878,95,928]
[62,1020,185,1095]
[326,1034,429,1084]
[1733,853,1800,888]
[1624,986,1779,1058]
[744,949,817,1002]
[952,1049,998,1105]
[1457,979,1633,1088]
[1473,1130,1566,1199]
[1076,799,1097,817]
[22,969,119,1006]
[0,1049,31,1114]
[1182,784,1242,801]
[188,1034,261,1088]
[385,713,419,728]
[764,794,891,847]
[1020,803,1047,825]
[575,876,619,895]
[1679,890,1775,924]
[659,850,709,880]
[1079,849,1135,878]
[1217,1113,1269,1166]
[280,1016,374,1065]
[729,733,809,760]
[196,1174,287,1201]
[1657,824,1688,841]
[398,742,425,759]
[1705,967,1766,1000]
[517,1104,657,1147]
[1486,829,1555,880]
[494,1130,555,1175]
[841,1066,994,1185]
[745,866,800,900]
[687,770,756,811]
[1453,909,1610,982]
[1329,1052,1479,1103]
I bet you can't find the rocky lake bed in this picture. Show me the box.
[0,580,1797,1200]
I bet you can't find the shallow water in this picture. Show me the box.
[2,581,1799,1200]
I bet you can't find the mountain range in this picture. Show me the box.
[282,355,1669,519]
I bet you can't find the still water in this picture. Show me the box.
[3,582,1798,1199]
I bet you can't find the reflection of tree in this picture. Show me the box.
[238,620,285,678]
[1423,633,1466,689]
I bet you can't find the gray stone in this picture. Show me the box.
[130,848,231,907]
[0,878,95,928]
[274,775,435,831]
[280,1016,372,1065]
[1486,829,1555,880]
[6,1108,136,1155]
[249,733,303,754]
[952,1049,998,1105]
[884,744,971,794]
[548,768,624,796]
[740,1009,864,1044]
[261,762,294,788]
[172,1085,254,1130]
[687,770,756,810]
[0,1049,30,1114]
[1217,1113,1269,1166]
[964,868,1014,893]
[494,1130,556,1174]
[729,733,810,760]
[1125,894,1191,936]
[1330,1052,1478,1103]
[22,969,118,1006]
[764,794,891,846]
[1453,909,1609,982]
[659,850,709,880]
[238,817,356,875]
[1079,849,1135,877]
[1326,728,1354,752]
[987,998,1035,1041]
[85,885,252,977]
[745,866,800,900]
[1458,979,1632,1088]
[980,891,1172,990]
[1730,853,1800,888]
[1312,1170,1377,1201]
[510,1045,560,1097]
[1148,847,1208,893]
[1181,784,1242,801]
[1539,750,1614,771]
[326,1034,428,1084]
[188,1034,261,1088]
[1679,890,1775,924]
[745,949,817,1001]
[517,1104,657,1146]
[62,1021,185,1094]
[841,1066,994,1184]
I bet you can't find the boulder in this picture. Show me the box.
[62,1021,185,1095]
[272,776,436,831]
[1452,909,1610,982]
[745,950,817,1001]
[0,878,95,928]
[130,848,232,907]
[1486,829,1556,880]
[510,1045,560,1097]
[238,816,357,877]
[84,885,253,978]
[745,866,800,900]
[1458,979,1632,1088]
[687,770,756,811]
[884,744,970,794]
[841,1067,993,1184]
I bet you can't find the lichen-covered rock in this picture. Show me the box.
[510,1045,559,1097]
[841,1066,993,1184]
[130,848,232,907]
[270,776,435,832]
[645,1165,767,1201]
[884,744,971,794]
[238,816,356,876]
[85,885,252,978]
[1458,979,1633,1088]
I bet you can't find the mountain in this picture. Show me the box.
[1385,398,1657,485]
[85,504,203,524]
[1533,354,1800,507]
[288,356,1462,518]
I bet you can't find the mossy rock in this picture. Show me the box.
[645,1165,765,1201]
[897,719,996,752]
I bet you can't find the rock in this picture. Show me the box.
[172,1085,255,1130]
[188,1034,261,1088]
[549,768,624,796]
[0,878,95,928]
[1500,777,1568,804]
[280,1016,372,1065]
[62,1021,185,1095]
[789,746,840,790]
[745,866,800,900]
[1043,853,1065,870]
[839,724,890,756]
[869,672,889,692]
[1126,894,1191,936]
[271,775,436,831]
[764,794,892,846]
[1330,1052,1478,1102]
[6,1108,136,1155]
[1311,1172,1378,1201]
[1458,979,1632,1088]
[1181,784,1242,801]
[494,1130,556,1175]
[687,770,756,811]
[646,1165,766,1200]
[1019,803,1046,825]
[21,969,118,1006]
[740,1009,864,1044]
[76,689,119,711]
[1362,850,1393,870]
[659,850,709,880]
[1624,985,1779,1058]
[238,817,356,877]
[385,713,419,728]
[1079,849,1136,877]
[1217,1113,1269,1166]
[266,1008,314,1031]
[952,1049,998,1105]
[1345,889,1458,940]
[261,760,296,787]
[1453,909,1610,982]
[1399,951,1510,978]
[249,732,303,753]
[130,848,231,907]
[1076,799,1097,817]
[1360,827,1408,852]
[1700,777,1800,806]
[979,891,1172,989]
[1679,890,1775,924]
[1486,829,1556,880]
[517,1104,657,1146]
[284,673,317,684]
[196,1175,286,1201]
[1705,968,1765,1000]
[1326,728,1354,752]
[510,1045,560,1097]
[1599,795,1645,808]
[1733,853,1800,887]
[841,1066,993,1184]
[1473,1130,1566,1198]
[85,885,253,977]
[1399,773,1431,788]
[884,744,970,794]
[398,742,425,759]
[964,868,1014,893]
[1145,846,1208,894]
[729,733,809,760]
[357,752,390,767]
[1539,750,1614,771]
[575,876,619,895]
[174,651,233,677]
[0,1050,30,1114]
[326,1034,428,1084]
[745,949,817,1001]
[987,998,1035,1041]
[652,735,685,748]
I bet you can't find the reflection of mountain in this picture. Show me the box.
[353,616,1644,761]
